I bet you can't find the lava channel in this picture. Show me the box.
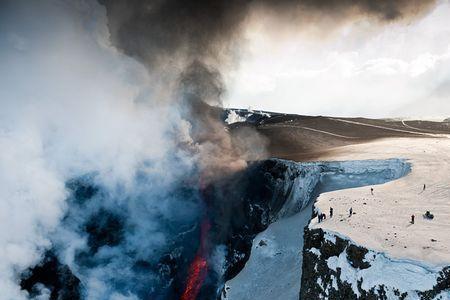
[180,219,211,300]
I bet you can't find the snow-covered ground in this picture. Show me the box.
[313,137,450,266]
[321,231,446,299]
[223,199,314,300]
[326,249,440,298]
[223,157,411,300]
[223,136,450,299]
[225,110,248,124]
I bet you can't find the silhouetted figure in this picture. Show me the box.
[330,207,333,218]
[423,184,426,191]
[371,187,374,195]
[322,213,326,220]
[411,214,415,224]
[318,213,322,223]
[349,207,353,217]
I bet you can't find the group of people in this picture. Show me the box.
[411,185,427,224]
[317,185,427,225]
[317,212,326,222]
[318,207,334,223]
[316,187,368,223]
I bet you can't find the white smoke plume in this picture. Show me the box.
[0,0,197,298]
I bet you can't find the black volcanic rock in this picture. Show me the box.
[419,267,450,299]
[207,159,307,282]
[346,244,370,270]
[20,252,81,300]
[300,228,450,300]
[84,209,125,253]
[21,158,313,300]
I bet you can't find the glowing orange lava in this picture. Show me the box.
[180,219,210,300]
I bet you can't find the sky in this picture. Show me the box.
[226,0,450,119]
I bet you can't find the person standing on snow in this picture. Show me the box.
[411,214,415,224]
[371,187,374,195]
[349,207,353,217]
[330,207,333,218]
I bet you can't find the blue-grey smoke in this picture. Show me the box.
[52,167,203,299]
[0,0,206,299]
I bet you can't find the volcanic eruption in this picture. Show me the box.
[7,0,441,299]
[96,0,437,297]
[180,219,211,300]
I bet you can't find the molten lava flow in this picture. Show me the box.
[180,219,211,300]
[180,254,208,300]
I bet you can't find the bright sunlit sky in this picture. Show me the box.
[226,0,450,119]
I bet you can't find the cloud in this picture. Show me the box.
[226,1,450,118]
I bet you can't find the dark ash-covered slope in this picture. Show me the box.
[226,109,450,160]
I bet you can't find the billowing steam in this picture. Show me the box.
[0,1,198,299]
[0,0,438,299]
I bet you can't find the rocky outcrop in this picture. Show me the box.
[300,228,450,299]
[219,159,322,281]
[419,267,450,300]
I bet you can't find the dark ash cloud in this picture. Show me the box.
[99,0,437,73]
[98,0,437,179]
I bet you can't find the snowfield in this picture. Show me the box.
[223,157,412,300]
[224,136,450,299]
[313,137,450,266]
[325,234,442,299]
[225,110,248,124]
[223,199,314,300]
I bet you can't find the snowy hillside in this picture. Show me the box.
[301,228,450,299]
[223,158,413,300]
